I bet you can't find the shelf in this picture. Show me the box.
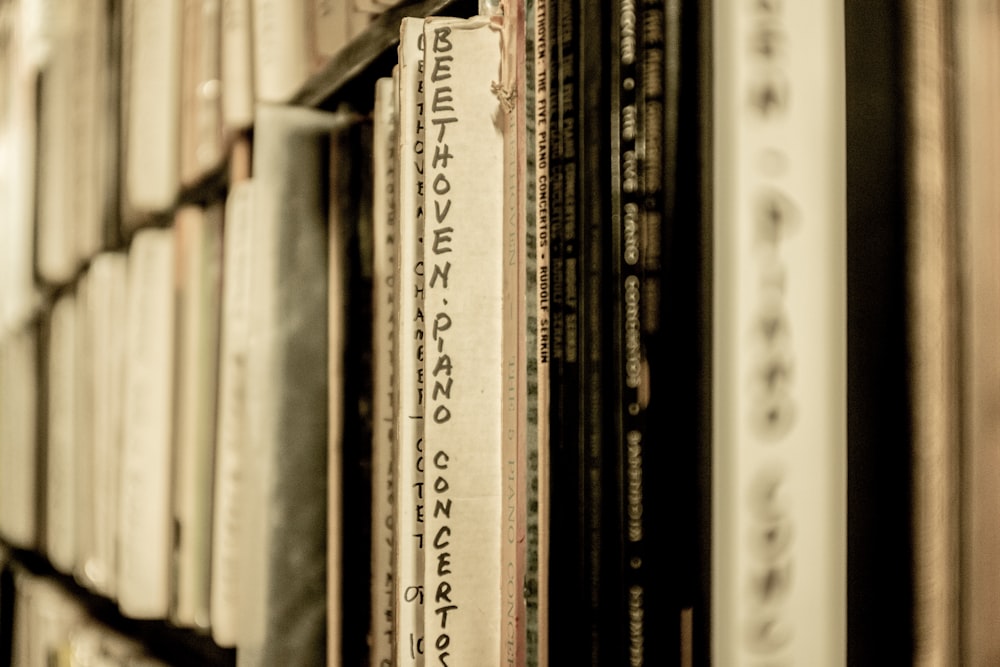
[2,544,236,666]
[291,0,478,110]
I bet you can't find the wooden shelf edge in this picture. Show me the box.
[0,543,236,667]
[291,0,478,108]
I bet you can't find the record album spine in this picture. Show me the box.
[420,16,504,667]
[392,18,427,667]
[545,0,585,661]
[713,1,846,664]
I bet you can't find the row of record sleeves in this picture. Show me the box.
[0,0,409,331]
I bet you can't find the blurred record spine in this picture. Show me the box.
[712,1,846,664]
[369,73,398,667]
